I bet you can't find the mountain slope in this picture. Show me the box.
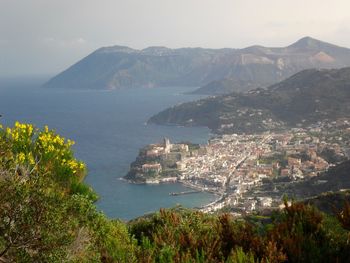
[192,37,350,94]
[148,67,350,134]
[44,37,350,91]
[44,46,232,89]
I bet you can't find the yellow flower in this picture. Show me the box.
[28,153,35,165]
[4,122,87,178]
[67,139,75,146]
[17,152,26,163]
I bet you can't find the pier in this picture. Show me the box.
[169,190,202,196]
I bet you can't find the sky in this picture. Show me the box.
[1,0,350,77]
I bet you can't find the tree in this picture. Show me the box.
[0,123,136,262]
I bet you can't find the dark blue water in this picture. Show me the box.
[0,77,215,220]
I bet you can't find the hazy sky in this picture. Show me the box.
[1,0,350,77]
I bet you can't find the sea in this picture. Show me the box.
[0,76,216,220]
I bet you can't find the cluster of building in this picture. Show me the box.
[125,138,191,183]
[179,134,270,192]
[126,118,350,215]
[178,125,349,213]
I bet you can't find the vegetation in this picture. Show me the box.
[0,122,136,262]
[149,67,350,134]
[319,147,347,164]
[129,202,350,263]
[1,122,350,262]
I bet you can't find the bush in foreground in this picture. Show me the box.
[0,123,136,262]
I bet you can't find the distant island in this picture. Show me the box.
[44,37,350,95]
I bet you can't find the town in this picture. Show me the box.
[125,118,350,216]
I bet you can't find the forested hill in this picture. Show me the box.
[149,67,350,134]
[44,37,350,92]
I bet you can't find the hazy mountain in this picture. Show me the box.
[148,67,350,134]
[43,46,232,89]
[193,37,350,94]
[44,37,350,91]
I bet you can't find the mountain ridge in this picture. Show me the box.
[44,37,350,91]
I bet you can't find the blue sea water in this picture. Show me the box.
[0,77,215,220]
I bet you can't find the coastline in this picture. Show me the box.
[124,176,221,208]
[123,136,224,209]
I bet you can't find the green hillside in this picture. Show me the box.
[149,67,350,134]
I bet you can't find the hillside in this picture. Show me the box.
[281,160,350,200]
[44,37,350,91]
[250,160,350,209]
[149,67,350,134]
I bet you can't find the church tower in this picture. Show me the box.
[163,137,171,153]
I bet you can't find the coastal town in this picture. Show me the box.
[125,118,350,216]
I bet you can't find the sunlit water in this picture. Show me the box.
[0,77,215,220]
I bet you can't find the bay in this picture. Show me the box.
[0,77,215,220]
